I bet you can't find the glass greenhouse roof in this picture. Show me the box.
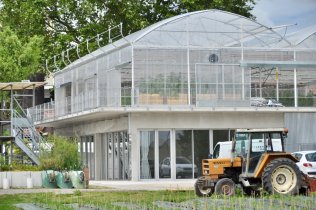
[130,10,290,48]
[63,9,316,71]
[63,10,290,67]
[285,25,316,48]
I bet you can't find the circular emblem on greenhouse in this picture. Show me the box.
[209,54,219,63]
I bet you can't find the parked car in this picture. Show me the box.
[250,97,284,107]
[292,150,316,178]
[250,97,268,107]
[267,99,284,107]
[159,156,198,178]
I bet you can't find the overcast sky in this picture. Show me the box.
[252,0,316,33]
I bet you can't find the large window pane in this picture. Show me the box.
[140,131,155,179]
[193,130,209,177]
[89,136,95,180]
[80,135,95,180]
[158,131,171,178]
[176,130,193,179]
[107,133,113,179]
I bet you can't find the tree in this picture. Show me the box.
[0,27,44,82]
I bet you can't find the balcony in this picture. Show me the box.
[28,86,316,125]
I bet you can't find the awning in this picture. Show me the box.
[0,82,46,91]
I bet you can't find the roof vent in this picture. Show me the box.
[209,54,219,63]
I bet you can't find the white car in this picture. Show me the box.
[292,150,316,178]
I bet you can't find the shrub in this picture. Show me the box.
[40,135,82,170]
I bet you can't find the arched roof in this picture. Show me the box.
[285,25,316,48]
[63,10,293,70]
[126,10,290,48]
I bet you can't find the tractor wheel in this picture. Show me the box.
[194,177,213,197]
[262,158,301,195]
[214,178,235,196]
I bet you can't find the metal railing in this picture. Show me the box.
[12,98,51,163]
[28,87,316,123]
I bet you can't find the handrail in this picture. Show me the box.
[13,110,51,156]
[12,98,52,154]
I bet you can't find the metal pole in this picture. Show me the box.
[10,85,13,136]
[10,138,13,164]
[32,84,36,107]
[294,50,298,107]
[259,69,262,98]
[186,18,191,105]
[131,44,134,106]
[276,67,279,101]
[241,22,245,100]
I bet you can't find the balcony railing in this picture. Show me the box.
[28,87,316,123]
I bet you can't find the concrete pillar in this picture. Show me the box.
[131,127,139,181]
[94,133,102,180]
[209,129,213,153]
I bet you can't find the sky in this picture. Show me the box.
[252,0,316,33]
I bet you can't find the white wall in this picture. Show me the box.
[55,116,128,136]
[0,172,42,188]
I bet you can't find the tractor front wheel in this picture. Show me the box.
[262,158,301,195]
[194,177,213,197]
[214,178,235,196]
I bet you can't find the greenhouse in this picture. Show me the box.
[30,10,316,181]
[51,10,316,116]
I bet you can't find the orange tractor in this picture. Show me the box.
[195,128,316,196]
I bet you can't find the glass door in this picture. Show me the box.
[158,131,171,178]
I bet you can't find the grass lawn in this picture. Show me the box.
[0,190,315,209]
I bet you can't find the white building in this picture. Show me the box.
[30,10,316,181]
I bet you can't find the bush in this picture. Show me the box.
[11,163,40,171]
[40,135,82,171]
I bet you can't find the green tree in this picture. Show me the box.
[0,27,44,82]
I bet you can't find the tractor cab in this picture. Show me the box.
[234,128,287,177]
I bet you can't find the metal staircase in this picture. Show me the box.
[0,81,48,165]
[11,100,51,165]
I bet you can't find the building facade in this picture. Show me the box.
[30,10,316,181]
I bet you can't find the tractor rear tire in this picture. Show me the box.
[262,158,301,195]
[194,177,213,197]
[214,178,235,196]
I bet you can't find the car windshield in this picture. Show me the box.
[176,157,191,164]
[305,152,316,162]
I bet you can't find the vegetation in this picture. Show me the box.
[39,135,81,171]
[279,90,314,107]
[0,190,315,210]
[0,135,80,171]
[0,27,44,82]
[0,142,41,171]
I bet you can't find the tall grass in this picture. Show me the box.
[0,190,315,209]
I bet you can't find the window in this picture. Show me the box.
[140,131,155,179]
[213,144,220,159]
[159,131,171,178]
[292,153,303,161]
[305,152,316,162]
